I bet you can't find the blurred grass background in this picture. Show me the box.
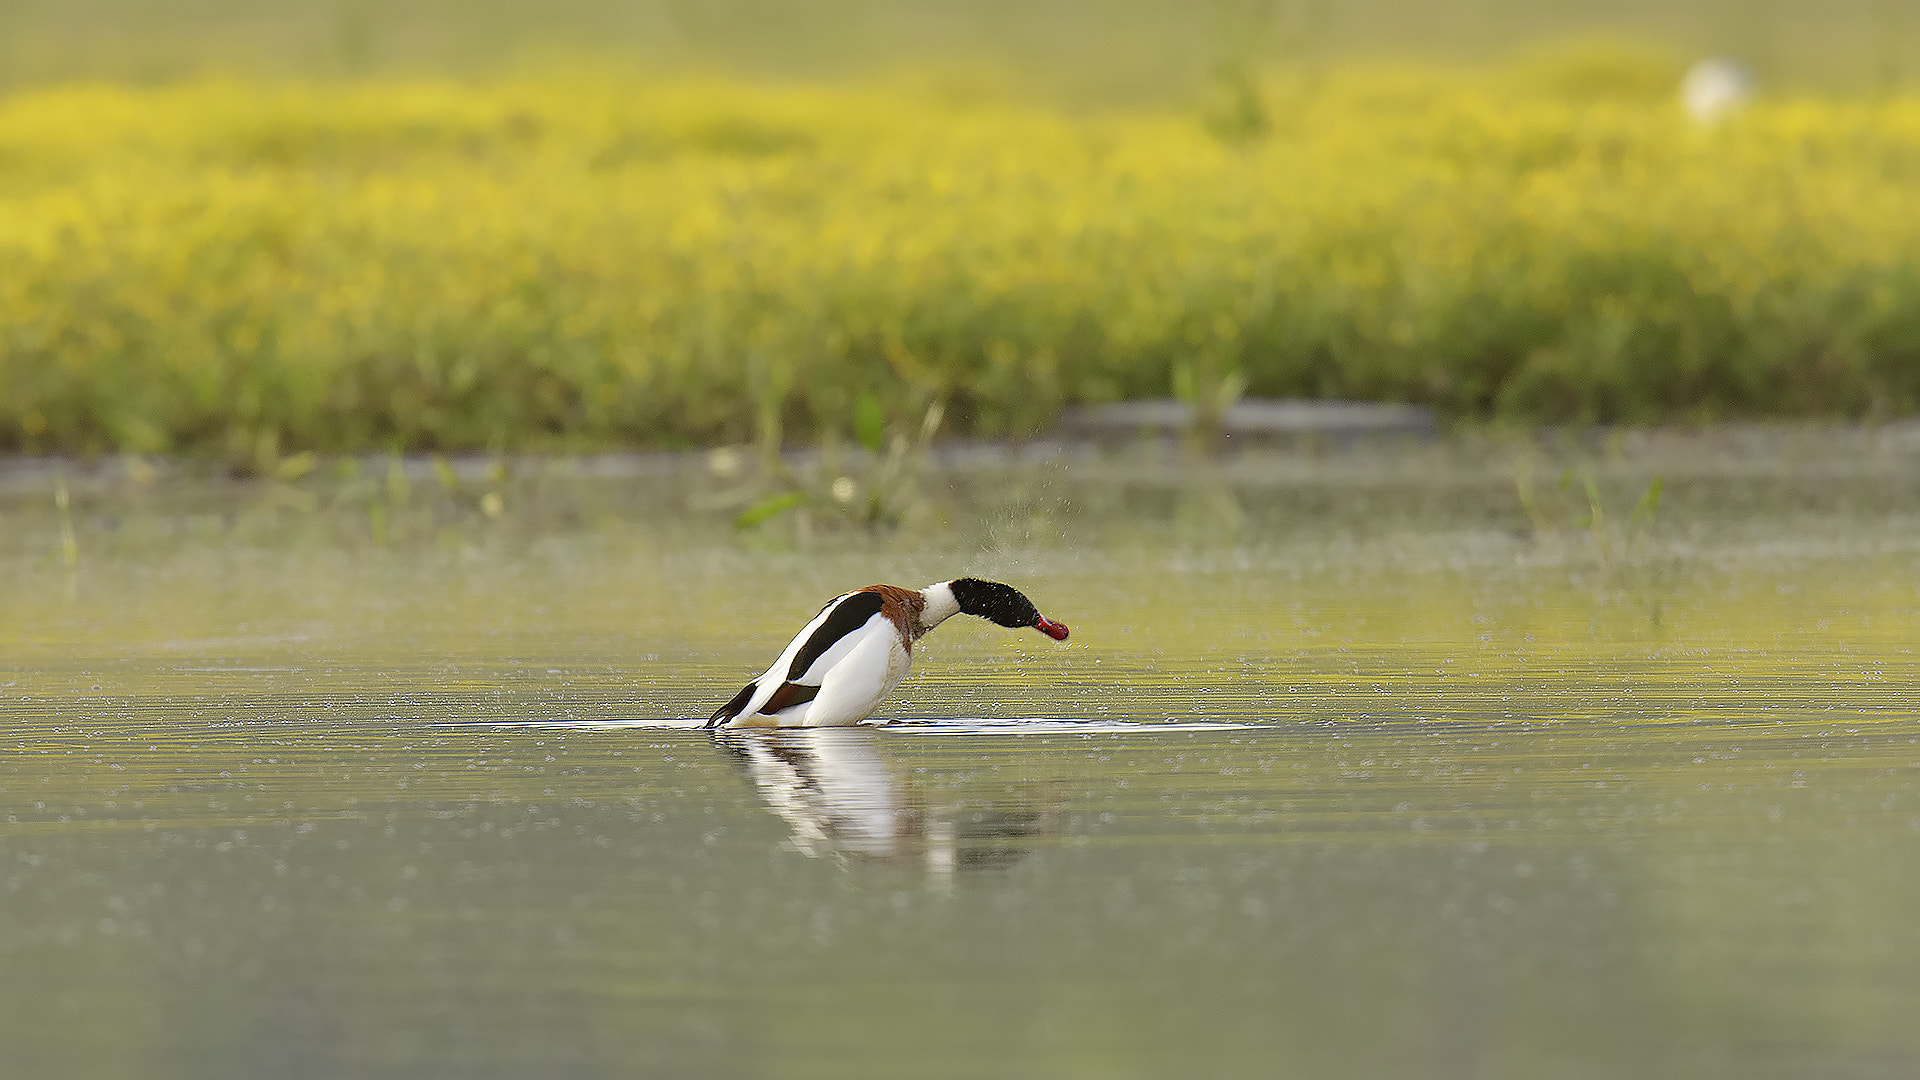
[4,1,1920,462]
[5,1,1918,94]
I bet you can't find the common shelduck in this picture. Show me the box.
[705,578,1070,728]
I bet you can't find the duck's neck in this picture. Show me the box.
[916,581,961,633]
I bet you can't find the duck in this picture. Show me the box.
[705,578,1070,728]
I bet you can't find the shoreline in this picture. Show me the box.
[5,417,1919,499]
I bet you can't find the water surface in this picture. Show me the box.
[3,432,1917,1078]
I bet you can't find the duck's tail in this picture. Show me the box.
[706,680,758,728]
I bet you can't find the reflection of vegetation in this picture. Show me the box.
[1515,457,1663,567]
[8,59,1920,463]
[1172,354,1248,454]
[710,396,945,532]
[1171,463,1248,542]
[1515,453,1673,632]
[52,472,79,572]
[345,454,511,544]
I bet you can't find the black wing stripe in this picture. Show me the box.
[786,591,886,682]
[760,681,821,714]
[707,680,759,727]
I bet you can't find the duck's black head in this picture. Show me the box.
[949,578,1070,640]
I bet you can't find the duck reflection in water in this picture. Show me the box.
[710,727,1055,877]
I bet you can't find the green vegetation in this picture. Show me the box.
[5,46,1920,463]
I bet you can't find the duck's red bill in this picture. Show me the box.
[1034,616,1070,641]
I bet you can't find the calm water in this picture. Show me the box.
[3,431,1918,1079]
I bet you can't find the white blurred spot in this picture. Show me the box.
[1681,58,1754,124]
[707,445,742,477]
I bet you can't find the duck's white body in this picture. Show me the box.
[706,579,1068,729]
